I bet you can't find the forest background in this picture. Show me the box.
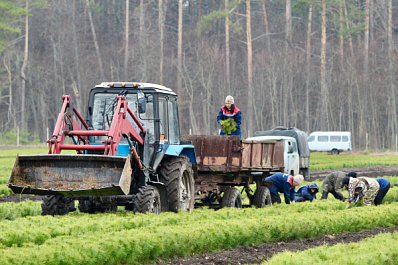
[0,0,396,151]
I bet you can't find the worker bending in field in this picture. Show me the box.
[343,176,379,208]
[216,95,242,137]
[320,171,357,201]
[264,173,304,204]
[295,183,319,202]
[374,178,391,206]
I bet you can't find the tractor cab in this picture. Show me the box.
[86,82,182,170]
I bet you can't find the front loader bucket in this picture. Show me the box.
[8,154,132,196]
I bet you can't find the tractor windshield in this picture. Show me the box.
[91,93,155,144]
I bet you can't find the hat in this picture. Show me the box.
[308,183,319,192]
[342,177,350,187]
[225,95,234,104]
[294,175,304,185]
[347,172,357,178]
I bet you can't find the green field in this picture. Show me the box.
[1,148,398,264]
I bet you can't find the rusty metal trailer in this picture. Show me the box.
[181,135,285,208]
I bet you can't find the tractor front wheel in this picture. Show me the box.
[41,195,75,216]
[159,155,195,212]
[134,185,161,214]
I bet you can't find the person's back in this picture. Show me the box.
[265,173,303,204]
[376,178,390,189]
[375,178,391,205]
[296,183,318,202]
[321,171,356,201]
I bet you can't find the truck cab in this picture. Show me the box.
[245,135,300,176]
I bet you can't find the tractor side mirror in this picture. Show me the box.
[137,92,146,113]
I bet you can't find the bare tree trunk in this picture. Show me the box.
[72,0,82,111]
[364,0,370,85]
[177,0,183,98]
[4,55,16,128]
[124,0,130,80]
[370,0,374,49]
[225,0,230,94]
[285,0,291,47]
[20,0,29,131]
[158,0,168,85]
[320,0,328,130]
[339,4,344,67]
[343,0,354,59]
[86,0,105,81]
[246,0,253,136]
[388,0,397,137]
[261,2,271,55]
[305,4,313,133]
[139,0,147,80]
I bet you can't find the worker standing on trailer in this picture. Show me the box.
[343,176,380,208]
[264,173,304,204]
[374,178,391,205]
[295,183,319,202]
[320,171,357,201]
[217,95,242,137]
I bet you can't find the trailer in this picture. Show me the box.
[181,135,285,208]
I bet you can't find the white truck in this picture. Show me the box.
[247,127,311,179]
[246,135,300,177]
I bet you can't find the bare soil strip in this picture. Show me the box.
[155,226,398,265]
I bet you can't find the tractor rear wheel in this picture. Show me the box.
[252,187,272,208]
[159,155,195,212]
[134,185,161,214]
[41,195,75,216]
[221,187,243,208]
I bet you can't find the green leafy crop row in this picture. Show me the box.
[265,230,398,264]
[1,197,398,264]
[309,153,398,171]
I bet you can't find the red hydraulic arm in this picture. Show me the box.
[48,95,145,156]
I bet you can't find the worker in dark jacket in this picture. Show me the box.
[321,171,357,201]
[264,173,304,204]
[295,183,319,202]
[217,95,242,137]
[374,178,390,205]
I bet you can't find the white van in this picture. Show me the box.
[307,131,351,155]
[246,135,300,176]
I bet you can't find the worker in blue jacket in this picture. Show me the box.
[264,173,304,204]
[217,95,242,137]
[295,183,319,202]
[374,178,390,205]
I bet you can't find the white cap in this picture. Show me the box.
[294,175,304,185]
[225,95,234,104]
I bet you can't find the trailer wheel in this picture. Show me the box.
[252,187,272,208]
[331,149,340,155]
[134,185,161,214]
[159,155,195,212]
[221,187,243,208]
[41,195,75,216]
[78,199,117,214]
